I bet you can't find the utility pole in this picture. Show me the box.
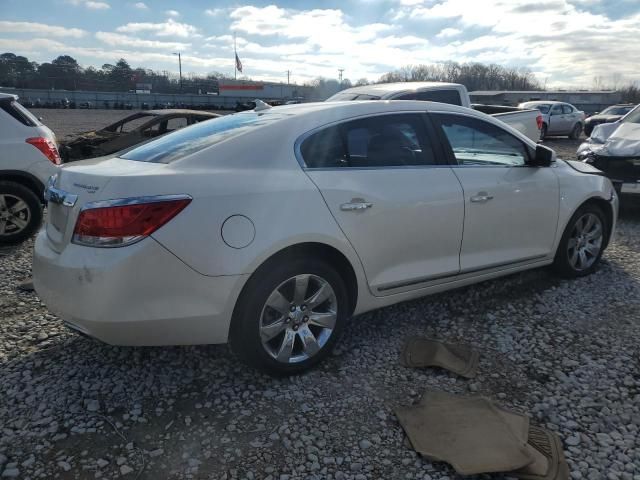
[286,70,291,85]
[338,69,344,82]
[173,52,182,91]
[234,33,237,80]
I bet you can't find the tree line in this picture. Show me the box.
[0,53,229,94]
[2,52,639,103]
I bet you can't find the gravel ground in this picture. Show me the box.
[1,121,639,479]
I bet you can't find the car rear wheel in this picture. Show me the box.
[0,181,43,246]
[552,204,607,278]
[569,123,582,139]
[229,256,348,375]
[584,125,593,137]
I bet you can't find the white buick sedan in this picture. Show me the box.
[34,101,618,374]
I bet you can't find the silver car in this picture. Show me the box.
[519,101,585,140]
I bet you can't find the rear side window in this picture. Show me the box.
[434,113,530,166]
[551,104,563,115]
[1,100,38,127]
[397,90,463,106]
[121,112,288,163]
[562,105,574,114]
[300,113,436,168]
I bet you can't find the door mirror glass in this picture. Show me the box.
[531,144,554,167]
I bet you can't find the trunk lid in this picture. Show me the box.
[45,157,167,252]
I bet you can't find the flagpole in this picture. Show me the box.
[234,32,237,80]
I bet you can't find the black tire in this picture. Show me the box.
[540,124,547,140]
[229,255,349,375]
[0,181,43,246]
[569,123,582,139]
[552,203,607,278]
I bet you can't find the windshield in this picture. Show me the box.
[326,92,381,102]
[601,106,633,116]
[120,112,288,163]
[530,104,551,114]
[621,105,640,124]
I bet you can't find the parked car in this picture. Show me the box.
[577,104,640,204]
[34,100,617,374]
[60,109,220,161]
[583,104,636,136]
[327,82,542,143]
[518,101,585,139]
[0,93,61,245]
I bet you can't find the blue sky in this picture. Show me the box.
[1,0,639,87]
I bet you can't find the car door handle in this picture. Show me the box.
[470,193,494,203]
[340,201,373,211]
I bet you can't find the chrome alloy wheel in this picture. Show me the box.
[259,274,338,364]
[567,213,603,271]
[0,194,31,237]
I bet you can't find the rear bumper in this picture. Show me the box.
[33,231,248,346]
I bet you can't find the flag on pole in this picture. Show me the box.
[235,53,243,73]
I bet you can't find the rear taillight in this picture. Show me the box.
[26,137,61,165]
[536,114,543,130]
[72,195,191,247]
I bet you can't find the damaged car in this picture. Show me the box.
[60,109,220,162]
[577,104,640,204]
[583,104,636,137]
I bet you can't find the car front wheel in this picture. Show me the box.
[553,204,607,278]
[230,255,349,375]
[0,181,43,246]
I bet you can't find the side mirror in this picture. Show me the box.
[530,145,554,167]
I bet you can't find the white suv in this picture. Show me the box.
[0,93,60,245]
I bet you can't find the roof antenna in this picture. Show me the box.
[254,99,271,111]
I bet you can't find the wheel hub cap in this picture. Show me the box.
[260,274,338,364]
[567,213,603,271]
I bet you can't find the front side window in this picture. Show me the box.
[551,104,563,115]
[300,114,435,168]
[434,114,529,167]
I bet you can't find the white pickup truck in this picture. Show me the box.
[326,82,542,143]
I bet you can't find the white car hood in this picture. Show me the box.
[578,122,640,157]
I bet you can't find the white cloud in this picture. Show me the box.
[116,19,199,38]
[165,9,180,17]
[95,32,190,50]
[436,27,462,38]
[85,1,110,9]
[67,0,110,9]
[0,21,86,38]
[205,8,224,16]
[133,2,148,9]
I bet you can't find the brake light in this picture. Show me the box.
[536,114,543,130]
[26,137,61,165]
[72,196,191,247]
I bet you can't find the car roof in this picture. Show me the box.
[336,82,463,96]
[145,109,219,116]
[520,100,566,105]
[262,99,472,116]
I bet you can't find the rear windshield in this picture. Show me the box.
[326,92,381,102]
[120,112,287,163]
[1,100,40,127]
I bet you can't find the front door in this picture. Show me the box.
[431,112,560,272]
[300,112,465,294]
[548,104,570,135]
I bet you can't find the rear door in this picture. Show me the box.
[431,112,559,272]
[301,112,464,294]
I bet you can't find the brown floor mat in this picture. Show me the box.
[395,391,533,475]
[400,337,479,378]
[511,426,570,480]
